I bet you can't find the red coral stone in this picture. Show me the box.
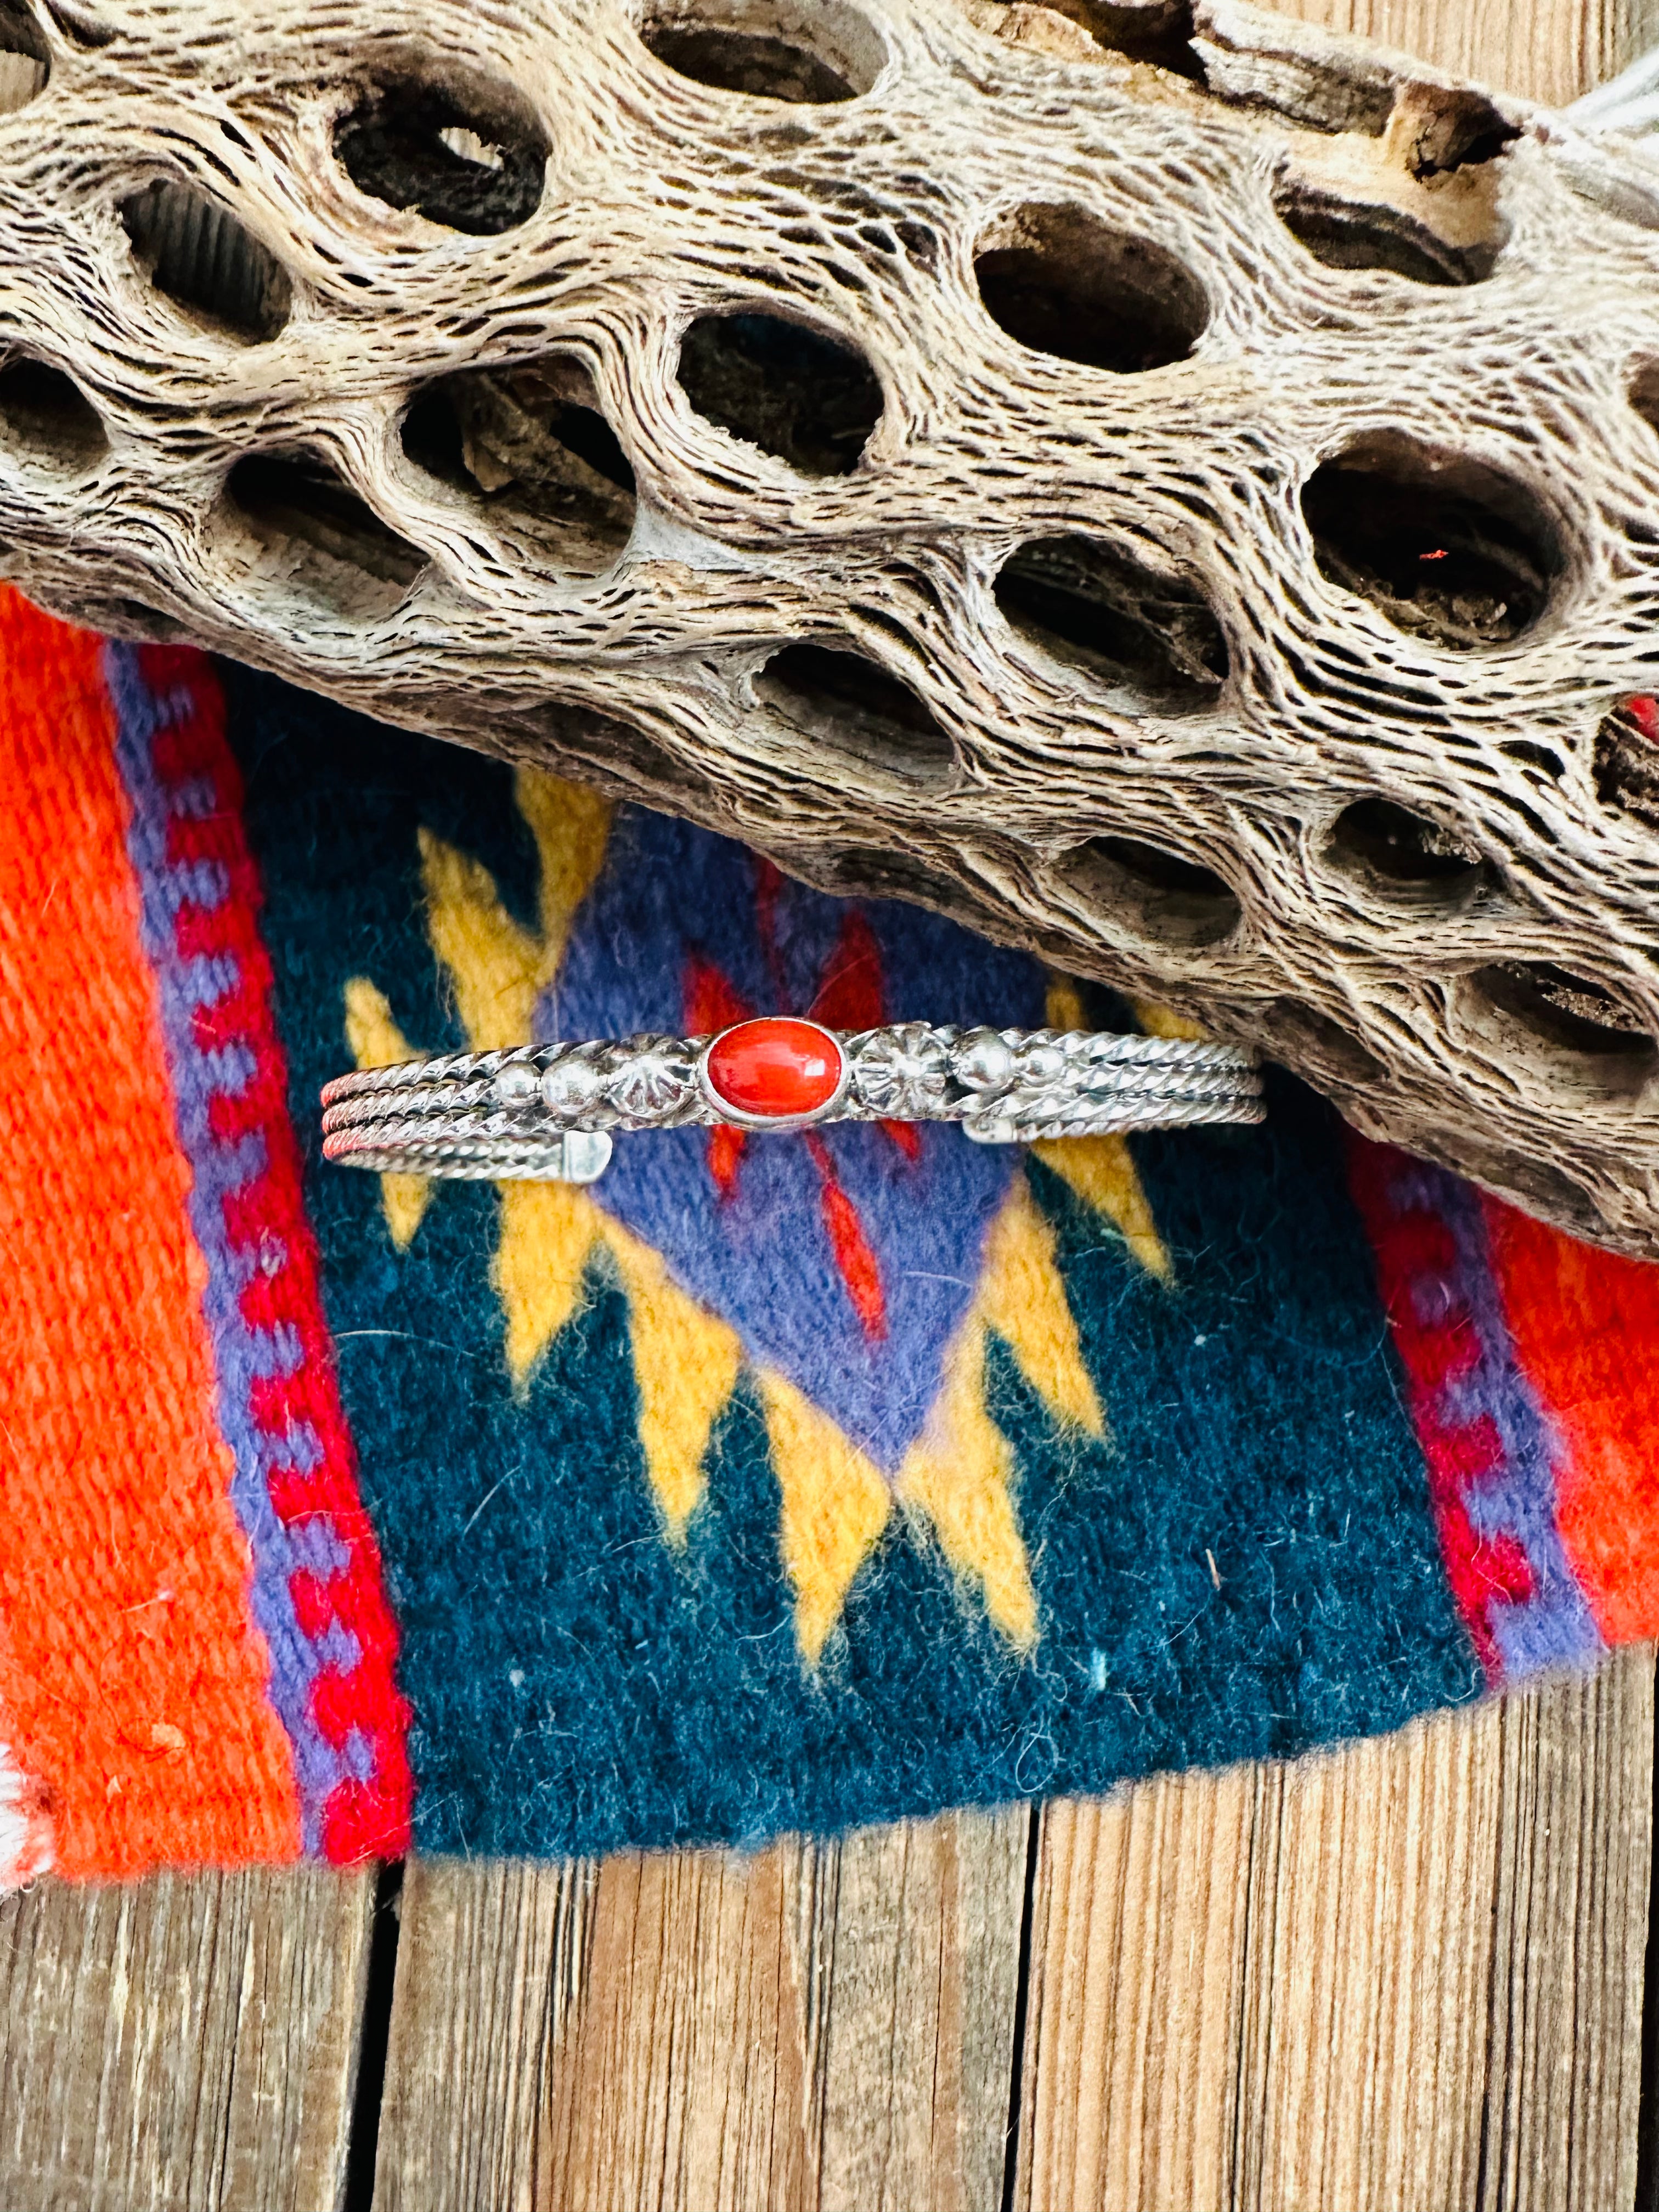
[706,1018,844,1120]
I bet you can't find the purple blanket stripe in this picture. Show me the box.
[1393,1158,1604,1680]
[108,644,354,1853]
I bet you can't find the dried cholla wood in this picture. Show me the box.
[7,0,1659,1249]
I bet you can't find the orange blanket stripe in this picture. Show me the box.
[0,596,300,1876]
[1484,1193,1659,1646]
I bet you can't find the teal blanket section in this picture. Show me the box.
[225,662,1482,1855]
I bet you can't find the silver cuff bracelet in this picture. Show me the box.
[321,1018,1265,1185]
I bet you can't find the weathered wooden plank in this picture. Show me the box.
[370,1807,1030,2212]
[0,1863,375,2212]
[1267,0,1659,105]
[368,1855,594,2212]
[1475,1652,1652,2212]
[1012,1645,1654,2212]
[814,1810,1029,2212]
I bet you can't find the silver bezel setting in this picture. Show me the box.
[696,1018,853,1133]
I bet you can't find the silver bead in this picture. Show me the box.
[541,1057,602,1113]
[953,1029,1014,1092]
[494,1059,541,1108]
[1022,1043,1065,1085]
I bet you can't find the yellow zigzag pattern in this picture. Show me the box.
[344,774,1172,1663]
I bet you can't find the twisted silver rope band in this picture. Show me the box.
[321,1023,1265,1182]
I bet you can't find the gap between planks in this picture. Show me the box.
[364,1646,1653,2212]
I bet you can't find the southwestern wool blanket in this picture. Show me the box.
[3,588,1658,1882]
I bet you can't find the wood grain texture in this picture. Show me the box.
[370,1807,1030,2212]
[0,1863,374,2212]
[1013,1644,1655,2212]
[1268,0,1659,106]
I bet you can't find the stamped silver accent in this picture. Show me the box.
[848,1023,949,1118]
[610,1043,698,1120]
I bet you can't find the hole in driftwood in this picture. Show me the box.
[36,0,107,47]
[1500,738,1566,777]
[995,534,1227,710]
[755,641,955,786]
[646,25,852,99]
[0,357,106,470]
[335,70,548,235]
[223,452,427,618]
[1260,997,1385,1086]
[1392,83,1517,180]
[402,358,636,574]
[1272,179,1495,285]
[1481,962,1653,1049]
[817,844,962,905]
[1594,696,1659,830]
[1058,0,1201,77]
[641,0,880,101]
[678,311,883,475]
[1301,433,1555,649]
[0,1,46,109]
[1328,797,1489,891]
[107,598,185,640]
[975,203,1207,373]
[1422,1122,1600,1234]
[1468,963,1656,1081]
[1630,359,1659,443]
[122,182,294,342]
[524,699,686,794]
[1054,834,1240,947]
